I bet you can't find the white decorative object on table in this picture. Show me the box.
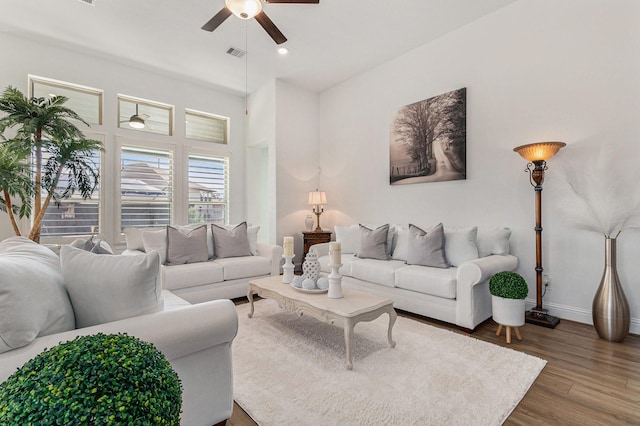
[316,277,329,290]
[302,252,320,282]
[282,255,294,284]
[328,264,343,299]
[282,236,295,284]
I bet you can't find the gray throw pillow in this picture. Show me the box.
[357,224,390,260]
[406,223,448,268]
[211,222,252,259]
[167,225,208,265]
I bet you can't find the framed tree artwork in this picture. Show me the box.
[390,87,466,185]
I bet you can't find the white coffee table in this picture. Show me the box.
[248,276,397,370]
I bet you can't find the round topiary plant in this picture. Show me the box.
[0,333,182,425]
[489,271,528,299]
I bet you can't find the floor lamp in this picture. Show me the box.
[513,141,566,329]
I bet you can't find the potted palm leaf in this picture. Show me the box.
[0,86,103,242]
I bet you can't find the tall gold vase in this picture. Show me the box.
[592,237,630,342]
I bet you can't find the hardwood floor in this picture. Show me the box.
[225,302,640,425]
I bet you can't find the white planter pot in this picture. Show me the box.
[491,295,525,327]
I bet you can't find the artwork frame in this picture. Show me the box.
[390,87,466,185]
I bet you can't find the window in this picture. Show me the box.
[118,95,173,136]
[188,154,229,224]
[29,76,103,125]
[185,109,228,144]
[40,149,101,237]
[120,146,173,230]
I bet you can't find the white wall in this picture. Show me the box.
[274,80,320,266]
[317,0,640,333]
[0,32,247,243]
[246,79,320,258]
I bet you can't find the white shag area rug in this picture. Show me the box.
[233,299,546,426]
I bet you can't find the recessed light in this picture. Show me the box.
[278,47,288,55]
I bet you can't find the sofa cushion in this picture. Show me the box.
[167,225,208,265]
[61,246,163,328]
[162,261,224,291]
[142,228,168,264]
[357,224,390,260]
[406,223,448,268]
[0,237,75,354]
[351,258,406,288]
[318,253,358,277]
[477,227,511,257]
[334,224,360,254]
[444,226,479,266]
[395,265,458,299]
[212,222,252,259]
[214,256,272,280]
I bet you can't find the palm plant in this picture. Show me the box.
[0,86,103,242]
[0,145,32,236]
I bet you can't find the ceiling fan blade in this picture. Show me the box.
[201,7,232,32]
[255,11,287,45]
[264,0,319,3]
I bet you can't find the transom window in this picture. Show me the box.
[118,95,174,136]
[29,75,103,125]
[185,109,228,144]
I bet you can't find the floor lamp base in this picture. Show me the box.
[525,308,560,329]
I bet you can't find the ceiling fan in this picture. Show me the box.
[201,0,319,45]
[121,104,149,129]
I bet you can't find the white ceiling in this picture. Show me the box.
[0,0,516,96]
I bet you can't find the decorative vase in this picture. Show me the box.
[592,237,630,342]
[305,215,314,232]
[302,252,320,282]
[491,296,525,327]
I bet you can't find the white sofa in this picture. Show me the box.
[311,224,518,330]
[123,224,283,303]
[0,237,238,426]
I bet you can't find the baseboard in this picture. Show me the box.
[525,298,640,336]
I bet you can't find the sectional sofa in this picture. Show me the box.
[0,237,238,425]
[311,223,518,330]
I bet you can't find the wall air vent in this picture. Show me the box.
[226,47,246,59]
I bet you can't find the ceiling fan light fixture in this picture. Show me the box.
[129,115,145,129]
[225,0,262,19]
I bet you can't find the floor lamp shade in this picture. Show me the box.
[513,141,565,329]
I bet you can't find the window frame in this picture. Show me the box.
[117,94,174,136]
[185,108,229,144]
[28,75,104,125]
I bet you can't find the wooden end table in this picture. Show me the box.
[302,231,331,263]
[248,276,397,370]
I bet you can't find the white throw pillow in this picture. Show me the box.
[334,225,360,254]
[142,228,168,264]
[124,227,145,251]
[61,246,163,328]
[0,237,75,353]
[444,226,479,267]
[477,227,512,257]
[392,225,411,261]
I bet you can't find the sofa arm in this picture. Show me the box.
[0,300,238,426]
[309,242,330,258]
[455,255,519,330]
[457,254,519,287]
[257,243,284,276]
